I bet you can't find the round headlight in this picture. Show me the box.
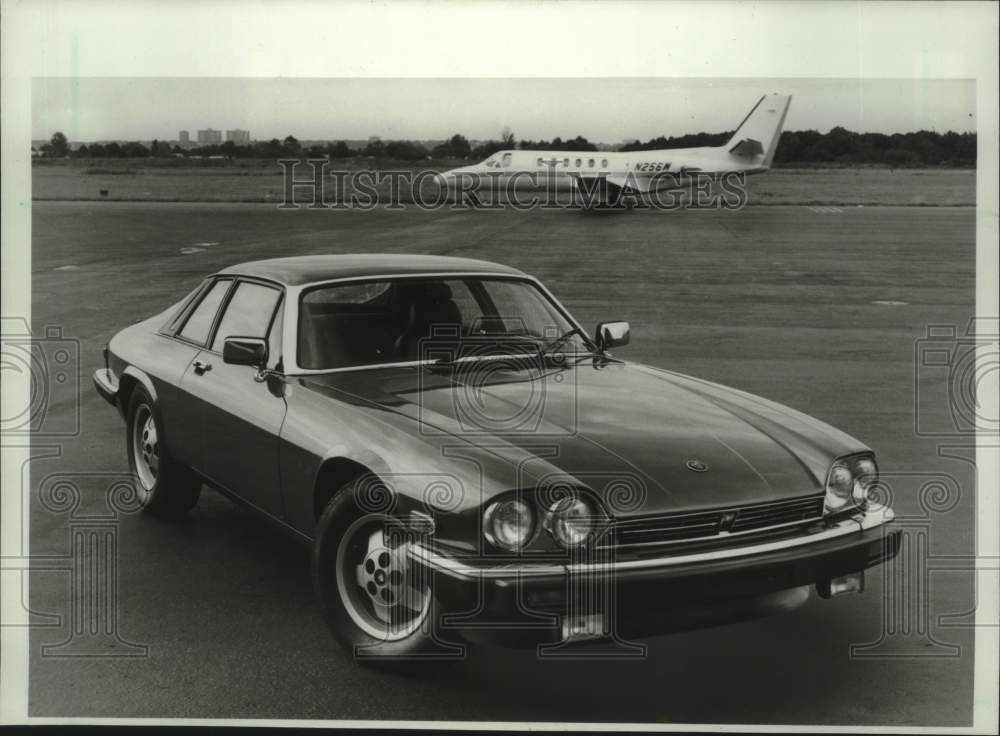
[851,456,878,505]
[484,499,534,551]
[548,496,597,548]
[824,462,853,512]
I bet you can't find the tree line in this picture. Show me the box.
[38,126,976,166]
[621,126,976,167]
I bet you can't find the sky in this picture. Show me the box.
[31,77,977,144]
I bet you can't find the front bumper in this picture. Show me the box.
[93,368,119,406]
[409,503,899,646]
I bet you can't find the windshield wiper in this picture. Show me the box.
[430,353,461,369]
[431,332,573,368]
[429,327,620,370]
[534,326,587,359]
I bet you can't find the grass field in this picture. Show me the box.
[31,160,975,206]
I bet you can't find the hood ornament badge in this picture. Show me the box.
[686,459,709,472]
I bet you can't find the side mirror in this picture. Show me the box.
[223,337,268,368]
[595,321,630,350]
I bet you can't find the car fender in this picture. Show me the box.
[320,445,391,479]
[120,365,159,405]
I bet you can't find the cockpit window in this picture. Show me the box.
[484,156,497,168]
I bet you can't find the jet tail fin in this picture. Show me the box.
[724,94,792,169]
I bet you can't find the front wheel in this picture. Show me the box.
[126,385,201,518]
[312,477,463,670]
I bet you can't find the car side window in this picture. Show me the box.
[164,280,211,333]
[178,279,232,345]
[210,281,282,352]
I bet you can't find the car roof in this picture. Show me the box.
[216,254,525,286]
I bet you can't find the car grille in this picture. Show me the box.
[603,494,825,552]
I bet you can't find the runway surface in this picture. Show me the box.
[24,202,977,724]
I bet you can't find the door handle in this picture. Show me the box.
[193,360,212,375]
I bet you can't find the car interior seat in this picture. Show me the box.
[393,282,463,360]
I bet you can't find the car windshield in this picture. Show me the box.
[297,277,590,370]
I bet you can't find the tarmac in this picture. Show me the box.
[23,201,977,724]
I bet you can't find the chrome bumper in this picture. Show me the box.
[92,368,119,406]
[408,502,896,582]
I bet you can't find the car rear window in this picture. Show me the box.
[164,280,211,332]
[178,279,231,345]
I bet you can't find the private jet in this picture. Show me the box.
[436,93,792,207]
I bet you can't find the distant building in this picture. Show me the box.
[197,128,222,145]
[179,130,190,146]
[226,129,251,146]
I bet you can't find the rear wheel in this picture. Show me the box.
[312,477,463,670]
[126,385,201,518]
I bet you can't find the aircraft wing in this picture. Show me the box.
[574,172,687,197]
[608,171,697,192]
[573,174,646,199]
[605,174,642,192]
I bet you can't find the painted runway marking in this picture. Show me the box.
[53,265,79,271]
[872,300,909,306]
[193,242,219,247]
[179,247,205,254]
[809,206,844,213]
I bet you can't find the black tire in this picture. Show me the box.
[125,384,201,518]
[312,476,463,671]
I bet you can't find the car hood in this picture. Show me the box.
[298,360,865,516]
